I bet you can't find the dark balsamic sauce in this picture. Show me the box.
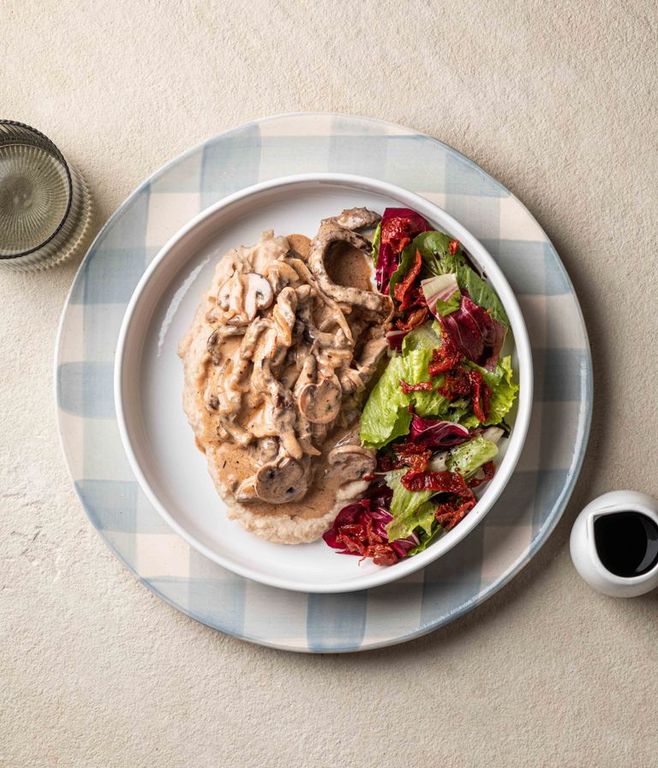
[594,512,658,578]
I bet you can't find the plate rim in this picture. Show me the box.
[113,171,533,593]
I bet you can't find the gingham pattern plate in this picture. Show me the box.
[56,114,592,652]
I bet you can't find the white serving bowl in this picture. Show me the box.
[115,173,533,593]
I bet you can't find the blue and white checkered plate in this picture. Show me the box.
[56,114,592,652]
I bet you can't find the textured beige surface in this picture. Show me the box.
[1,1,657,766]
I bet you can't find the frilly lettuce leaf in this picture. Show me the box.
[360,327,516,448]
[385,469,436,541]
[402,339,452,418]
[466,355,518,425]
[446,436,498,478]
[402,322,440,353]
[359,356,411,448]
[485,355,518,425]
[408,522,444,555]
[388,245,417,297]
[370,221,381,264]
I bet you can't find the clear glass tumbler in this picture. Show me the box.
[0,120,92,272]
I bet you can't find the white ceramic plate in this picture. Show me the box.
[115,173,533,593]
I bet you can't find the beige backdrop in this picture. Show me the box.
[1,1,657,766]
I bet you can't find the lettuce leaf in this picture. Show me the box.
[370,221,381,264]
[402,322,440,353]
[446,436,498,478]
[408,522,443,555]
[359,356,411,448]
[466,355,518,425]
[403,346,453,418]
[360,335,445,447]
[484,355,518,425]
[387,500,437,542]
[360,324,516,448]
[388,245,418,297]
[402,347,433,385]
[400,324,449,416]
[412,389,450,418]
[385,469,436,540]
[412,231,457,273]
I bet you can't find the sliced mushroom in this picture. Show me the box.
[206,328,223,364]
[287,233,312,260]
[272,287,297,347]
[244,273,274,320]
[254,457,308,504]
[293,354,317,397]
[337,366,363,394]
[216,414,252,446]
[327,443,376,481]
[217,280,232,311]
[206,325,246,364]
[239,317,270,360]
[217,271,245,313]
[331,207,380,231]
[308,219,392,316]
[264,260,301,293]
[335,479,370,502]
[356,334,388,379]
[207,394,219,411]
[257,437,279,464]
[286,256,354,342]
[235,476,258,502]
[297,376,342,424]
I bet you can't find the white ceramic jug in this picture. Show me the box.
[570,491,658,597]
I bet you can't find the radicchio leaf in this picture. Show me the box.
[440,295,507,369]
[421,273,461,316]
[322,485,417,565]
[408,415,470,449]
[376,208,430,293]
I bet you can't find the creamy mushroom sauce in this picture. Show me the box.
[179,209,393,544]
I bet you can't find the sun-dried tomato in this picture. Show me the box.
[381,217,414,254]
[394,250,423,311]
[434,494,476,531]
[400,379,434,394]
[376,452,403,472]
[468,461,496,488]
[394,306,429,332]
[469,369,491,423]
[400,469,471,495]
[394,442,432,473]
[401,470,476,531]
[377,442,432,473]
[400,284,426,313]
[439,367,472,400]
[428,334,462,376]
